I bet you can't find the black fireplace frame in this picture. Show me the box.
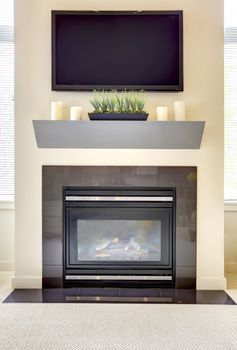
[63,187,176,288]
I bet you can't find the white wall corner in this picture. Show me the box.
[12,276,42,289]
[196,277,227,290]
[0,260,14,271]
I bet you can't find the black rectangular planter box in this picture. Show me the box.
[88,112,149,121]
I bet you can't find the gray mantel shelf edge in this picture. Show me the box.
[32,120,205,149]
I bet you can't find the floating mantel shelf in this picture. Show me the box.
[33,120,205,149]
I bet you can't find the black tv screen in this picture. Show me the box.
[52,11,183,91]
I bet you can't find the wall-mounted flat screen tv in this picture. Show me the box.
[52,11,183,91]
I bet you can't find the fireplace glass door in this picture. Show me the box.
[77,218,162,262]
[66,206,173,268]
[64,188,175,285]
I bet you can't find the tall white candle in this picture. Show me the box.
[51,101,63,120]
[156,106,168,121]
[70,106,82,121]
[174,101,185,121]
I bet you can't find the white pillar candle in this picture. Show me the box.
[156,106,168,121]
[70,106,82,121]
[174,101,185,121]
[51,101,63,120]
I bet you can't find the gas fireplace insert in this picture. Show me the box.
[63,187,176,287]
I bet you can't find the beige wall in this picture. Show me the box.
[14,0,225,289]
[225,210,237,273]
[0,209,14,271]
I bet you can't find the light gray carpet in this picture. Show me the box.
[0,304,237,350]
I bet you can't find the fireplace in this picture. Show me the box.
[63,187,176,287]
[42,166,196,289]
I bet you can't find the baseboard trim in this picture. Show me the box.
[196,277,227,290]
[225,263,237,274]
[12,276,42,289]
[0,260,14,271]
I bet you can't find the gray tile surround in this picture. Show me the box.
[42,166,197,288]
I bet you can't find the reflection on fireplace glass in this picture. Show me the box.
[77,220,161,261]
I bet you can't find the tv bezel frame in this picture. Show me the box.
[52,10,183,92]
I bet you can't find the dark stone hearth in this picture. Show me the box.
[42,166,197,288]
[4,289,235,305]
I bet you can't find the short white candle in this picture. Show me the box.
[174,101,185,121]
[156,106,168,121]
[51,101,63,120]
[70,106,82,121]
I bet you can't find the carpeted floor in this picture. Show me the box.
[0,303,236,349]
